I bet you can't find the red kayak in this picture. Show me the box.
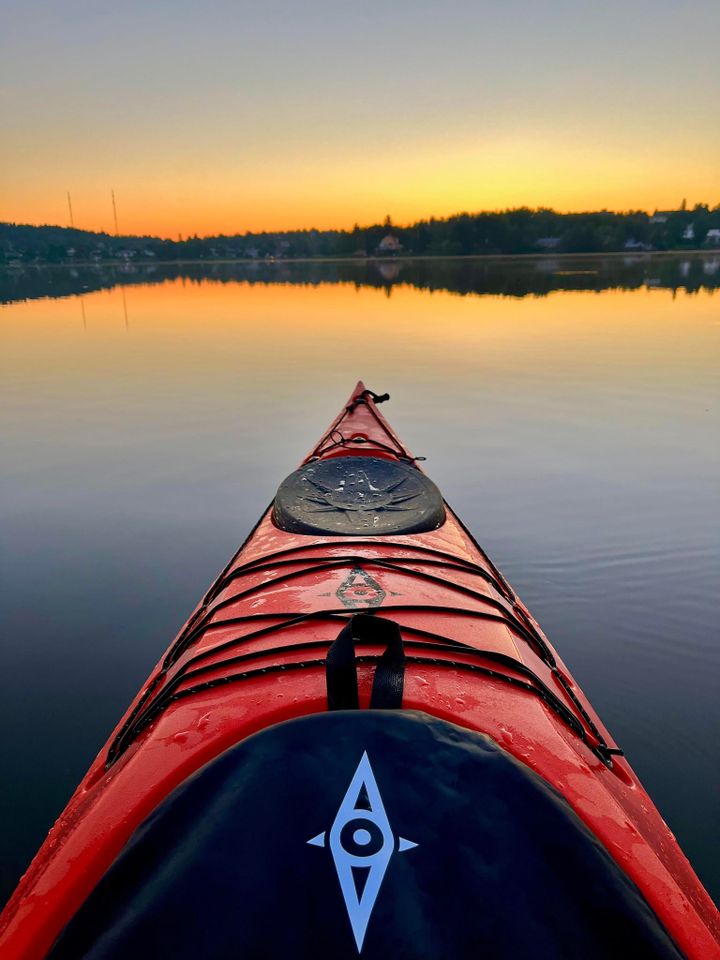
[1,383,718,959]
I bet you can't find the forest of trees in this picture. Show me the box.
[2,205,720,264]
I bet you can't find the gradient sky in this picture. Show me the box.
[2,0,719,237]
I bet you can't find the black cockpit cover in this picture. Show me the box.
[49,712,682,959]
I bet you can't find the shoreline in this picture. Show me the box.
[1,249,717,270]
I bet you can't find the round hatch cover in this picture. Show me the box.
[272,456,446,536]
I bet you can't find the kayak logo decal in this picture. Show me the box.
[337,567,386,608]
[307,752,418,952]
[301,468,421,513]
[299,468,422,527]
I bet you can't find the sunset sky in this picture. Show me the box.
[2,0,719,238]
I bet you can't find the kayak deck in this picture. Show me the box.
[1,382,718,958]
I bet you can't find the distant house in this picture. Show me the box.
[650,212,670,224]
[624,238,651,251]
[704,228,720,247]
[682,224,695,241]
[376,234,402,256]
[535,237,560,250]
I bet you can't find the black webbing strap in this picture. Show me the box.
[326,614,405,711]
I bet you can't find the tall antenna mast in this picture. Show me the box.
[67,192,75,228]
[111,189,119,236]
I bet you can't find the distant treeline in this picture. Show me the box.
[2,205,720,264]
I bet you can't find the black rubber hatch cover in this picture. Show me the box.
[272,456,446,536]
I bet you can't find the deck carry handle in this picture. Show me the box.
[326,613,405,710]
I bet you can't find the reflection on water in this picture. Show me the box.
[1,253,720,305]
[0,260,718,909]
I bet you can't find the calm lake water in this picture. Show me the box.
[1,255,718,908]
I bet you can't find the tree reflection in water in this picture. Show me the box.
[1,254,719,306]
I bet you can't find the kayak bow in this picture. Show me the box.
[1,382,718,959]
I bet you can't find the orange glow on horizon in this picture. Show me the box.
[4,3,719,240]
[3,134,718,239]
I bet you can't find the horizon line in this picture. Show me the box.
[3,201,719,242]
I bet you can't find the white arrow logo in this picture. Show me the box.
[307,752,418,952]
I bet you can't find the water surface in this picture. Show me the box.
[1,256,718,907]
